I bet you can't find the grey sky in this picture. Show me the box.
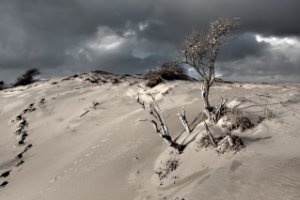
[0,0,299,83]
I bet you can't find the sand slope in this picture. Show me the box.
[0,73,300,200]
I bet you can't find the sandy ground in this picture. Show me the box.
[0,72,300,200]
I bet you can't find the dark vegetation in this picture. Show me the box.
[198,134,244,154]
[13,68,40,87]
[144,62,192,88]
[0,81,5,90]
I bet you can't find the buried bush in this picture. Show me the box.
[218,108,254,131]
[198,134,244,154]
[144,62,190,88]
[14,68,40,87]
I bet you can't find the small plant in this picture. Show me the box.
[39,98,46,110]
[198,134,244,154]
[155,157,179,180]
[91,101,100,109]
[264,107,275,119]
[218,108,254,131]
[14,68,40,87]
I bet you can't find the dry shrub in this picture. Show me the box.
[145,62,191,88]
[14,68,40,87]
[144,72,163,88]
[232,116,254,131]
[198,135,244,154]
[155,157,179,180]
[219,109,254,131]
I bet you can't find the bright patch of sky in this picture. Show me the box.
[255,34,300,47]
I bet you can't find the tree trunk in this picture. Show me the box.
[201,79,212,121]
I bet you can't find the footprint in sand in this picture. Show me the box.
[0,170,11,178]
[0,181,8,188]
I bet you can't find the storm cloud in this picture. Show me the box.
[0,0,299,82]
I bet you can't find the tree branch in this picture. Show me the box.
[178,107,190,135]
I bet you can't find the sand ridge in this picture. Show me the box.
[0,73,300,200]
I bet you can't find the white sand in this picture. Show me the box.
[0,73,300,200]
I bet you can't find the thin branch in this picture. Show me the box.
[80,110,90,118]
[137,93,146,109]
[178,107,190,135]
[213,98,227,124]
[147,93,161,110]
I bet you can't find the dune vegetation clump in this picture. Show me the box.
[145,62,191,88]
[217,108,254,131]
[198,133,245,154]
[13,68,40,87]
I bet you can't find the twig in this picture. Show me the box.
[256,93,271,98]
[178,107,190,135]
[213,97,227,124]
[80,110,90,118]
[147,93,161,110]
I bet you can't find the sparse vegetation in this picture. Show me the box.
[14,68,40,87]
[155,157,179,180]
[91,101,100,109]
[38,98,46,110]
[218,108,254,131]
[198,134,244,154]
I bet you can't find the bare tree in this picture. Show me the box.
[180,18,239,122]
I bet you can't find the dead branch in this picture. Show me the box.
[147,92,161,110]
[178,107,190,135]
[80,110,90,118]
[150,105,169,135]
[256,93,271,98]
[213,98,227,124]
[137,93,184,151]
[137,93,146,109]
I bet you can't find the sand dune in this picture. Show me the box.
[0,72,300,200]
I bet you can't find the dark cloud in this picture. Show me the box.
[218,35,300,82]
[0,0,299,83]
[218,33,269,62]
